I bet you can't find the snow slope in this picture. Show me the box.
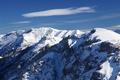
[91,28,120,44]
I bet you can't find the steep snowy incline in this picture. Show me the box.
[91,28,120,44]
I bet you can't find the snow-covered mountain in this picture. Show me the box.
[0,27,120,80]
[115,29,120,34]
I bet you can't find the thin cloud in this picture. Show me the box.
[12,21,31,24]
[107,25,120,30]
[96,13,120,20]
[113,25,120,28]
[65,13,120,23]
[22,7,95,18]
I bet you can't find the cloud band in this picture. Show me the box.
[22,7,95,18]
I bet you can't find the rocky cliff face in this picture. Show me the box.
[0,27,120,80]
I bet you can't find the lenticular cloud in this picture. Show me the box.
[22,7,95,18]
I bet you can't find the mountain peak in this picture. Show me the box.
[90,28,120,44]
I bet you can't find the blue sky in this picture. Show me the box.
[0,0,120,33]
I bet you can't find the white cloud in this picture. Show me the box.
[22,7,95,18]
[12,21,31,24]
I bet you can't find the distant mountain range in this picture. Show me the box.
[0,27,120,80]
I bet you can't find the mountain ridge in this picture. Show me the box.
[0,27,120,80]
